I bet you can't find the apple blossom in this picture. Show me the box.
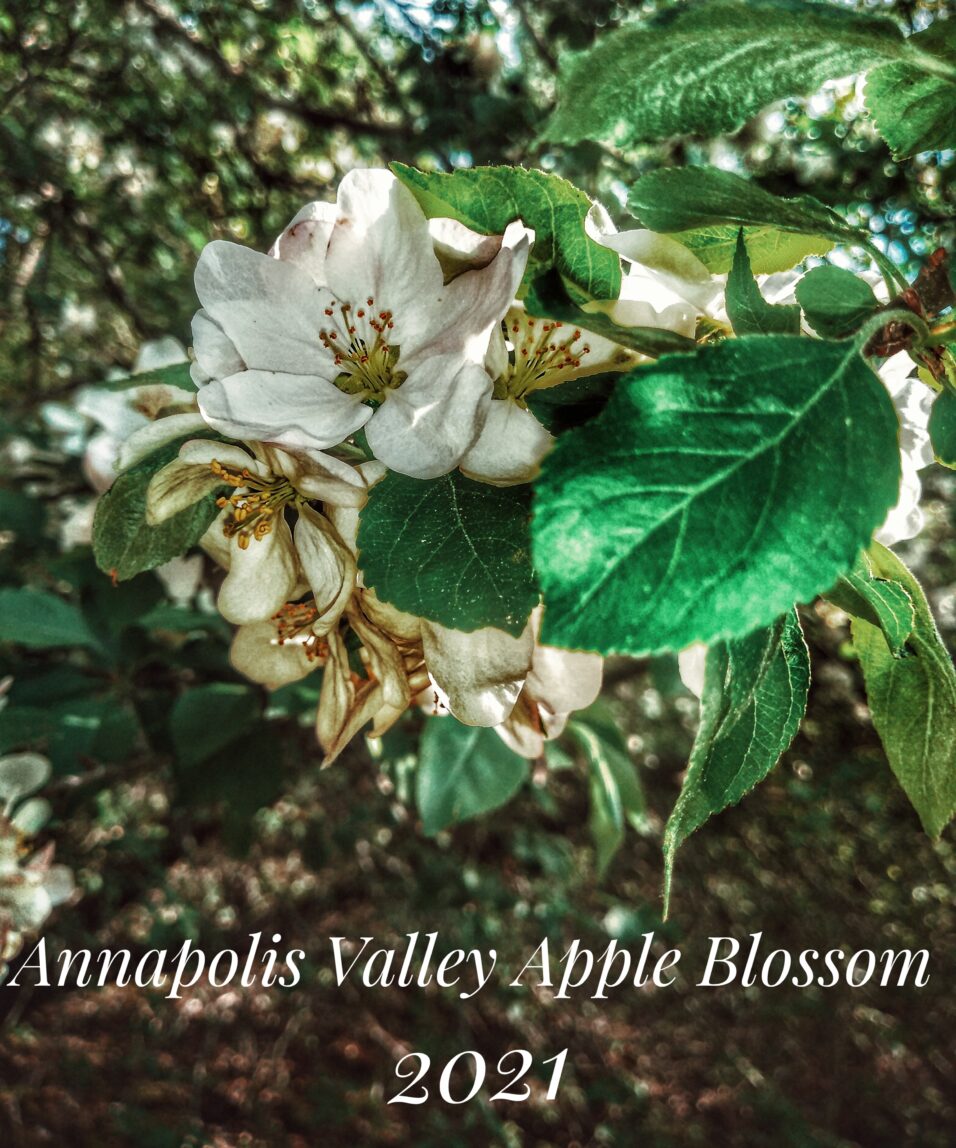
[189,169,533,479]
[0,754,74,982]
[147,439,367,628]
[459,307,638,485]
[494,634,604,759]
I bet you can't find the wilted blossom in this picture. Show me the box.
[228,478,604,765]
[0,754,74,982]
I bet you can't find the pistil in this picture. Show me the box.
[498,317,591,401]
[319,295,405,399]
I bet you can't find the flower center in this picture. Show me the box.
[319,295,406,400]
[272,600,329,661]
[211,459,298,549]
[496,317,592,401]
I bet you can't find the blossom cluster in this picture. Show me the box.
[106,168,930,760]
[0,754,74,981]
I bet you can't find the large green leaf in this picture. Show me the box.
[667,228,833,276]
[796,265,882,339]
[865,23,956,159]
[0,587,101,650]
[171,683,262,769]
[533,336,900,655]
[851,544,956,838]
[357,471,538,636]
[416,719,529,836]
[627,167,860,274]
[544,0,905,147]
[663,609,809,910]
[567,703,646,877]
[92,435,224,582]
[628,167,858,242]
[928,387,956,469]
[0,696,140,774]
[391,163,621,301]
[825,550,914,658]
[726,231,801,336]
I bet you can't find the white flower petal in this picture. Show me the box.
[178,438,264,473]
[327,461,387,559]
[349,608,410,713]
[133,336,188,374]
[270,200,337,286]
[323,169,444,326]
[116,412,209,473]
[366,357,491,479]
[0,753,51,810]
[155,555,204,606]
[875,463,924,547]
[200,508,233,570]
[358,588,422,642]
[76,387,150,441]
[230,620,317,688]
[40,865,75,907]
[265,446,368,508]
[525,645,603,714]
[597,227,713,289]
[421,619,534,726]
[429,217,503,277]
[198,369,370,452]
[217,517,299,625]
[294,508,356,633]
[191,309,245,386]
[460,398,553,486]
[146,458,224,524]
[194,241,331,377]
[494,710,546,759]
[3,882,53,930]
[678,642,708,699]
[414,220,533,362]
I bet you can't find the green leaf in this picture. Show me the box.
[524,372,618,435]
[796,265,881,339]
[0,697,140,774]
[174,725,285,854]
[628,167,858,241]
[391,163,621,301]
[533,336,900,655]
[416,719,529,836]
[357,471,538,636]
[727,231,801,336]
[170,683,262,769]
[627,167,860,274]
[92,435,224,582]
[670,228,833,276]
[524,270,697,358]
[544,0,905,147]
[928,387,956,469]
[663,609,809,912]
[0,587,101,650]
[567,703,646,876]
[103,362,195,392]
[851,543,956,838]
[825,550,914,658]
[865,23,956,160]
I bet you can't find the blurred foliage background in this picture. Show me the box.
[1,0,955,1145]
